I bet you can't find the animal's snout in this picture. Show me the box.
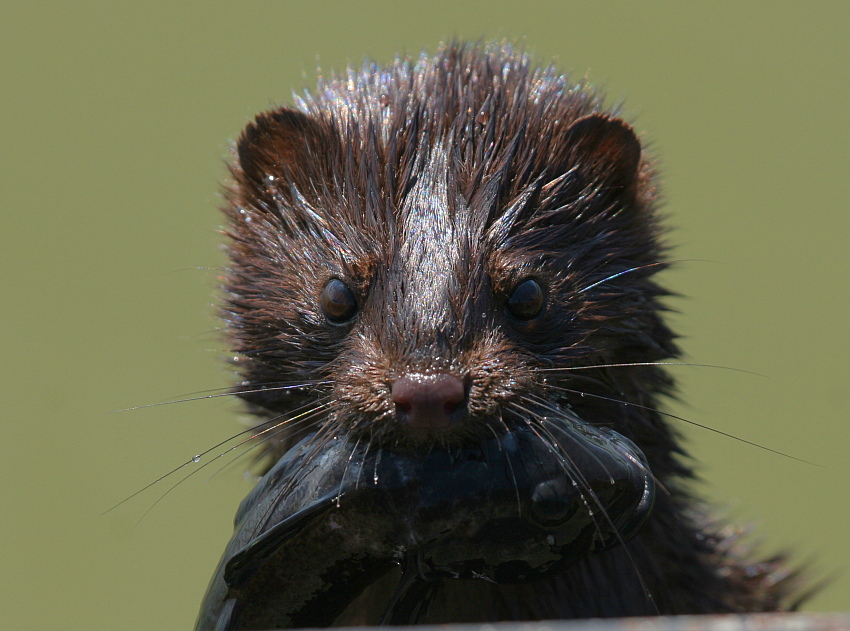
[391,373,467,430]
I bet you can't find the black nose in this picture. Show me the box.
[391,373,467,430]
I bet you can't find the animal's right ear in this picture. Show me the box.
[235,108,332,199]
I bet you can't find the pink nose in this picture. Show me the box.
[391,373,467,430]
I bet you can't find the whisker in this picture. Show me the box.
[507,401,596,503]
[550,385,821,467]
[206,417,317,483]
[101,418,280,515]
[131,414,295,526]
[519,394,617,483]
[490,416,522,513]
[508,400,658,613]
[181,379,332,398]
[372,438,383,486]
[577,258,719,294]
[337,434,363,507]
[540,362,766,378]
[518,391,672,502]
[104,398,332,517]
[220,412,341,536]
[114,381,332,412]
[536,394,668,498]
[509,402,620,561]
[176,402,331,532]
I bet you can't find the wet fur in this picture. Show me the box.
[221,41,798,622]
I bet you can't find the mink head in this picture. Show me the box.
[222,41,678,458]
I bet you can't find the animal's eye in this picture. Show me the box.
[506,279,545,321]
[320,279,358,324]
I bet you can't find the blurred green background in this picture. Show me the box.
[2,2,848,629]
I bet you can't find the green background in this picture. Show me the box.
[2,2,847,629]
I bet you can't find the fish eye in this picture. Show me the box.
[320,279,358,324]
[505,278,545,321]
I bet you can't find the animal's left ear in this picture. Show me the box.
[236,108,332,191]
[562,114,642,196]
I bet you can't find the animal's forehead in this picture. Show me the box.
[394,145,466,325]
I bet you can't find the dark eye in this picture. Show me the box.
[506,279,544,321]
[320,279,358,323]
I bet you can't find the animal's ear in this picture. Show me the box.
[236,107,332,198]
[562,114,642,195]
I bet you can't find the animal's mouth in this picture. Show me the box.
[212,414,654,628]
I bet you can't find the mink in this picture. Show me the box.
[195,41,800,630]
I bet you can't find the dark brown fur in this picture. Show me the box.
[220,41,798,623]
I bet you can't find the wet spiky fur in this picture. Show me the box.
[219,41,798,623]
